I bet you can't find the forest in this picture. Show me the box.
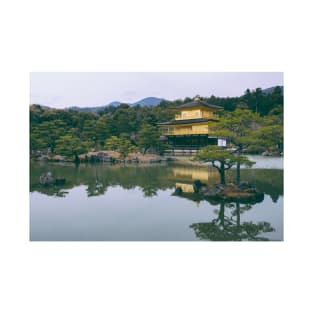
[30,86,283,159]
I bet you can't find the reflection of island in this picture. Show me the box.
[190,200,275,241]
[170,185,275,241]
[172,166,283,205]
[169,167,279,240]
[228,169,283,203]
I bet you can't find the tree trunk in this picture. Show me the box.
[236,201,240,227]
[74,153,80,164]
[219,202,225,228]
[220,162,226,185]
[236,161,241,186]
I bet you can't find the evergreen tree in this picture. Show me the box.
[55,135,91,162]
[194,146,254,185]
[137,124,161,154]
[212,109,261,185]
[104,136,135,159]
[105,136,122,151]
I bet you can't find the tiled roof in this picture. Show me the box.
[170,100,223,110]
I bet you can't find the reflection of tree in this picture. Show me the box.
[190,201,275,241]
[227,169,283,203]
[30,163,175,198]
[55,190,69,197]
[141,186,158,197]
[86,170,108,197]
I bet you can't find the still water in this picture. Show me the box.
[30,157,283,241]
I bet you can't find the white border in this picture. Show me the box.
[1,1,312,312]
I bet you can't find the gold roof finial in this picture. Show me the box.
[194,95,200,101]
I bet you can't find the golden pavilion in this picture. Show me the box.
[159,96,224,148]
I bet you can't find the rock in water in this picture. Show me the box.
[37,155,48,161]
[55,178,66,185]
[39,172,55,185]
[173,187,183,195]
[193,180,207,193]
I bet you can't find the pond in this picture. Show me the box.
[30,157,283,241]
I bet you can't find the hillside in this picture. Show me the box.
[262,86,284,95]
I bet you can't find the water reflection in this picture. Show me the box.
[190,200,275,241]
[173,167,218,204]
[30,163,174,198]
[30,162,283,201]
[30,162,283,241]
[171,186,276,241]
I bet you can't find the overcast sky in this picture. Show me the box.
[30,72,283,108]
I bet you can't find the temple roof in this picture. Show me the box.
[170,100,223,110]
[159,118,218,125]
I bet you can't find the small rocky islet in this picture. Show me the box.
[173,180,264,203]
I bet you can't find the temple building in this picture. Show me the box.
[159,97,225,149]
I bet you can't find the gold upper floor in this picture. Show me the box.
[160,97,222,136]
[174,108,218,120]
[162,121,217,136]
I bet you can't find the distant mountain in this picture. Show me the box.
[30,104,51,110]
[67,106,107,113]
[107,101,121,107]
[132,97,164,106]
[262,86,284,95]
[66,97,164,112]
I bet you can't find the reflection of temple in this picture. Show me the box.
[173,167,211,181]
[175,183,195,193]
[172,166,219,194]
[170,166,220,207]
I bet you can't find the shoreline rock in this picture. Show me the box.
[39,172,66,186]
[32,151,177,164]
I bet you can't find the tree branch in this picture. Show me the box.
[224,163,233,170]
[212,161,221,171]
[233,143,249,154]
